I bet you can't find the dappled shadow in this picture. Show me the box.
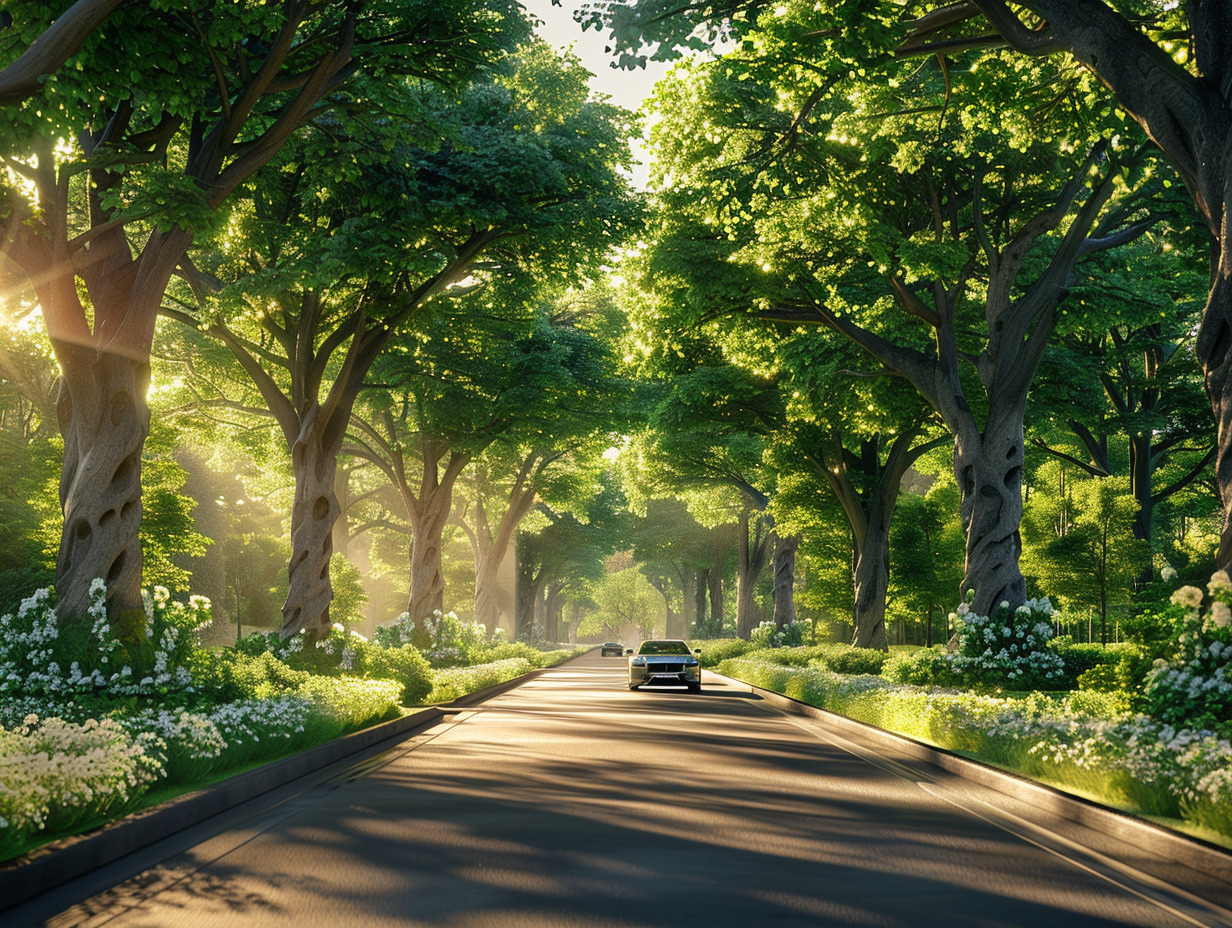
[28,651,1214,928]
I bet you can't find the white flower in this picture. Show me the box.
[1212,602,1232,628]
[956,603,970,616]
[1210,571,1232,593]
[1172,586,1204,609]
[1161,565,1178,582]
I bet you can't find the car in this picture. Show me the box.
[600,642,624,657]
[627,639,702,693]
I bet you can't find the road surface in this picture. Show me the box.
[12,650,1232,927]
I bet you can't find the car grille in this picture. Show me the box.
[650,662,685,673]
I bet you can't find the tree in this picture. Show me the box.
[173,44,636,635]
[642,24,1153,616]
[1021,464,1148,643]
[593,0,1232,576]
[1028,233,1214,579]
[582,563,663,641]
[0,0,526,624]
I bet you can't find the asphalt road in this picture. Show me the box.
[14,651,1232,928]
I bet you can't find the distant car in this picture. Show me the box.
[600,642,624,657]
[628,639,702,693]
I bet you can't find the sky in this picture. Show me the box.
[518,0,675,188]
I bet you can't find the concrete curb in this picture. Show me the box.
[710,670,1232,884]
[0,651,590,911]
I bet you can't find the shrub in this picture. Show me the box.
[750,621,808,648]
[690,638,755,667]
[191,650,310,702]
[0,581,212,708]
[427,658,535,703]
[743,645,830,667]
[360,645,432,705]
[716,656,1232,839]
[883,647,963,687]
[1140,577,1232,734]
[0,715,164,857]
[813,644,890,676]
[951,597,1065,690]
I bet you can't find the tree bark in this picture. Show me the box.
[408,487,452,622]
[469,467,538,632]
[954,403,1028,617]
[52,343,149,626]
[851,513,891,651]
[694,567,710,636]
[680,565,698,633]
[736,508,771,639]
[282,403,342,637]
[772,534,798,628]
[708,565,724,634]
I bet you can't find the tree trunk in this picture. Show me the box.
[736,509,771,639]
[53,343,149,628]
[532,589,547,639]
[694,567,709,636]
[516,568,542,639]
[680,566,698,633]
[773,534,798,628]
[851,514,891,651]
[408,491,451,622]
[474,554,501,632]
[954,409,1028,617]
[708,566,724,634]
[282,403,343,637]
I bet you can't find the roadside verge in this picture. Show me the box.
[0,658,571,911]
[707,669,1232,891]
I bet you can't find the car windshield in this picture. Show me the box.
[637,640,692,656]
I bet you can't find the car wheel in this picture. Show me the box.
[628,684,640,691]
[687,683,701,694]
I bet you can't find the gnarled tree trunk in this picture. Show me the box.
[53,344,149,627]
[408,490,451,622]
[282,403,343,637]
[954,404,1028,617]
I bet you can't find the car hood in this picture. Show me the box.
[634,654,695,661]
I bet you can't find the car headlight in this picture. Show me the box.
[685,659,699,666]
[631,657,646,666]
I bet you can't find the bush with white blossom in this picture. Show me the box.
[952,596,1065,690]
[1140,573,1232,734]
[750,620,808,649]
[0,580,211,719]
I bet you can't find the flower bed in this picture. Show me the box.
[716,656,1232,842]
[0,585,584,863]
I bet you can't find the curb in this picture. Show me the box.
[710,670,1232,886]
[0,651,588,911]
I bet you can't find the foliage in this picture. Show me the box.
[190,650,310,702]
[0,715,163,858]
[328,555,369,632]
[426,657,536,704]
[951,598,1067,690]
[582,565,663,640]
[0,674,402,861]
[749,620,807,649]
[882,648,965,688]
[1140,577,1232,734]
[0,582,212,720]
[689,637,756,667]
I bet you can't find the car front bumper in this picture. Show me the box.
[628,662,701,686]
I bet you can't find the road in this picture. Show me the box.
[13,651,1232,927]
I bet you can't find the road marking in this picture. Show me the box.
[775,712,1232,928]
